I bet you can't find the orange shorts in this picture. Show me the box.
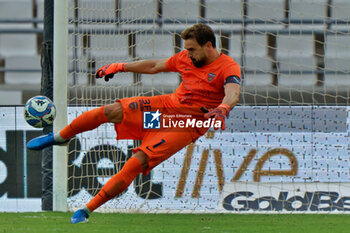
[114,94,207,174]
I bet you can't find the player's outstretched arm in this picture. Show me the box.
[202,83,241,130]
[221,83,241,110]
[125,59,169,74]
[95,59,169,81]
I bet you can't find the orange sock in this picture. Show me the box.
[86,157,143,212]
[59,106,109,140]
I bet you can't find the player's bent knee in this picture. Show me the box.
[104,102,123,123]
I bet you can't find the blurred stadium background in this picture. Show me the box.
[1,0,350,216]
[1,0,349,106]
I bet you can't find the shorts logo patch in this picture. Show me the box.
[207,73,216,81]
[128,102,138,110]
[143,110,161,129]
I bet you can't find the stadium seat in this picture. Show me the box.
[325,34,350,58]
[231,33,273,86]
[0,0,37,56]
[0,33,37,56]
[245,0,285,31]
[135,33,175,59]
[245,56,273,73]
[0,0,32,24]
[276,34,314,57]
[246,0,285,25]
[276,34,315,71]
[228,33,241,57]
[324,34,350,70]
[324,34,350,86]
[324,57,349,72]
[120,0,154,20]
[77,0,117,21]
[278,57,317,72]
[330,0,350,21]
[244,33,273,72]
[244,34,268,57]
[205,0,242,20]
[278,74,316,87]
[162,0,200,22]
[242,73,272,86]
[227,33,242,66]
[89,34,129,59]
[68,33,130,61]
[4,55,41,85]
[118,3,155,31]
[289,0,328,20]
[323,74,350,87]
[289,0,328,30]
[276,34,316,87]
[119,0,155,30]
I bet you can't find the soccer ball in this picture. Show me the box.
[24,96,56,128]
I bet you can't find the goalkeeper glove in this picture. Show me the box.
[95,63,126,82]
[200,104,230,130]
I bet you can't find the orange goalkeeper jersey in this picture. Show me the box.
[166,50,241,109]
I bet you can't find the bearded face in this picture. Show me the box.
[190,56,206,68]
[184,38,208,68]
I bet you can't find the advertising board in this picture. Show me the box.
[0,106,349,212]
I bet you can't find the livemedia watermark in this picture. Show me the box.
[143,109,222,130]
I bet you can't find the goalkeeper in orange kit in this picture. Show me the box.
[27,23,241,223]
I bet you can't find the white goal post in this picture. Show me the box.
[53,0,68,211]
[52,0,350,213]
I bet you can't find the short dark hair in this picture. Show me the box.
[181,23,216,48]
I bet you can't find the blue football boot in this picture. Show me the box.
[70,209,90,224]
[27,132,68,150]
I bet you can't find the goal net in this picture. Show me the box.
[61,0,350,213]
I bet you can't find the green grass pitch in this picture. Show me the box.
[0,212,349,233]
